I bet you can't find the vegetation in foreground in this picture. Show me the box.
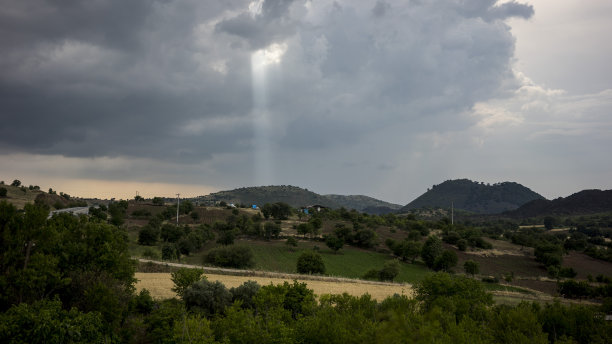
[1,200,612,343]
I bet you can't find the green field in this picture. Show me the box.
[177,238,430,284]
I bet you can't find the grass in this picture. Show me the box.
[178,238,430,284]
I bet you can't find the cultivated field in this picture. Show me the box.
[135,272,413,301]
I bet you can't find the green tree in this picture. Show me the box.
[183,279,232,316]
[10,179,21,187]
[297,251,325,274]
[0,187,7,197]
[464,260,479,276]
[421,236,443,269]
[171,268,204,298]
[204,246,254,269]
[434,250,458,272]
[324,234,344,253]
[415,272,493,321]
[152,197,164,206]
[286,237,298,250]
[138,225,159,246]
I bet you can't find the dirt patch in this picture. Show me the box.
[135,272,413,301]
[562,251,612,279]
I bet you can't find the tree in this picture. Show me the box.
[0,187,7,198]
[263,221,281,240]
[183,279,232,316]
[324,234,344,253]
[171,268,204,298]
[415,272,493,321]
[204,246,254,269]
[421,236,443,269]
[138,226,159,246]
[297,251,325,274]
[152,197,164,206]
[464,260,479,277]
[10,179,21,187]
[543,216,555,230]
[134,195,144,202]
[434,250,458,272]
[286,237,298,250]
[297,223,312,238]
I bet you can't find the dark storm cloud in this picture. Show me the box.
[0,0,534,166]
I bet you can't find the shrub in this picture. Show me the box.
[161,244,178,261]
[457,239,468,251]
[141,248,159,260]
[379,260,400,281]
[296,251,325,274]
[203,246,254,269]
[0,187,7,197]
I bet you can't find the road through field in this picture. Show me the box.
[136,259,413,300]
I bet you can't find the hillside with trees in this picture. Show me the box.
[323,194,403,213]
[199,185,340,208]
[504,189,612,217]
[199,185,401,211]
[400,179,545,214]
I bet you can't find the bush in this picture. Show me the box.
[142,248,159,260]
[379,260,400,281]
[296,251,325,274]
[421,236,443,269]
[161,244,178,261]
[0,187,7,197]
[457,239,468,251]
[203,246,254,269]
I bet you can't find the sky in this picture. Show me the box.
[1,0,611,204]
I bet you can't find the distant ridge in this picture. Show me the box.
[323,194,402,213]
[504,189,612,217]
[400,179,545,214]
[198,185,400,213]
[199,185,340,208]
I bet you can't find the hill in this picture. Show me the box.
[400,179,545,214]
[323,194,402,213]
[504,189,612,217]
[199,185,341,208]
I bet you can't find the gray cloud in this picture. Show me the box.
[11,0,603,203]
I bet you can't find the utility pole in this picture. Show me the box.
[176,193,180,226]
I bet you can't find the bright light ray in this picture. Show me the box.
[251,43,287,185]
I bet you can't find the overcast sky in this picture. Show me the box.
[1,0,611,204]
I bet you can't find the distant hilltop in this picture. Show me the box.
[198,185,402,213]
[399,179,545,214]
[504,189,612,217]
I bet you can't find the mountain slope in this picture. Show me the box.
[199,185,341,208]
[400,179,545,214]
[323,194,402,212]
[504,189,612,217]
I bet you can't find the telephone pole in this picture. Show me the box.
[176,193,180,225]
